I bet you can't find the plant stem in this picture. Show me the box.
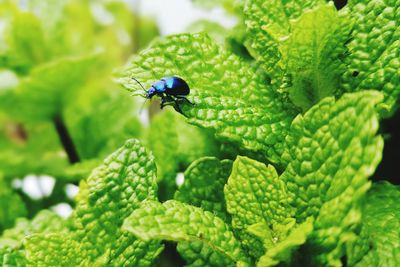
[53,115,80,164]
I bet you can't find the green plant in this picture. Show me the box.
[1,0,399,266]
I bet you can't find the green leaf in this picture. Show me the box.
[24,139,163,266]
[60,159,103,182]
[0,175,26,232]
[25,233,85,266]
[279,3,352,111]
[118,33,297,164]
[1,11,47,73]
[225,156,292,227]
[256,217,314,267]
[123,200,250,266]
[281,91,384,265]
[0,247,24,267]
[0,210,66,249]
[347,181,400,266]
[64,87,142,160]
[177,241,235,267]
[0,210,67,267]
[342,0,400,117]
[174,157,233,266]
[225,156,293,258]
[0,120,68,179]
[5,54,100,122]
[147,109,219,201]
[147,110,219,185]
[244,0,324,72]
[175,157,232,221]
[26,0,68,34]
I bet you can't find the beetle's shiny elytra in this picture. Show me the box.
[132,76,194,113]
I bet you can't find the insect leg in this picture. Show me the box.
[160,95,175,109]
[176,96,194,105]
[160,96,167,109]
[165,96,183,114]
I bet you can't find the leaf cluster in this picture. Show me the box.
[1,0,399,266]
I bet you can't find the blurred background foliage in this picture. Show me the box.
[0,0,161,220]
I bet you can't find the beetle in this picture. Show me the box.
[132,76,194,113]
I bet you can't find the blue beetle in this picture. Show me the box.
[132,76,194,113]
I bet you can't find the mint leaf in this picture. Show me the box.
[281,91,384,264]
[244,0,324,72]
[0,247,24,267]
[64,88,142,160]
[174,157,233,266]
[225,156,292,227]
[24,139,163,266]
[0,210,66,266]
[342,0,400,117]
[25,233,84,266]
[175,157,232,221]
[147,110,219,193]
[61,159,102,182]
[347,181,400,266]
[176,241,235,267]
[123,200,250,266]
[6,54,100,122]
[118,33,297,163]
[279,3,352,110]
[0,174,26,232]
[225,156,293,258]
[256,217,314,267]
[1,11,47,73]
[0,210,66,248]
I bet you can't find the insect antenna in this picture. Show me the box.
[131,77,147,93]
[138,98,148,115]
[131,77,152,114]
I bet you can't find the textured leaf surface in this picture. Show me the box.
[176,241,235,267]
[0,175,26,232]
[0,210,67,267]
[175,157,232,221]
[25,233,84,266]
[25,139,163,266]
[174,157,233,267]
[256,217,314,267]
[123,200,250,266]
[281,91,384,264]
[226,156,292,227]
[0,210,66,249]
[279,3,351,110]
[342,0,400,117]
[225,156,293,257]
[244,0,324,72]
[0,247,24,267]
[118,33,297,163]
[147,110,219,197]
[347,181,400,266]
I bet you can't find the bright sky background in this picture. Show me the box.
[127,0,237,35]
